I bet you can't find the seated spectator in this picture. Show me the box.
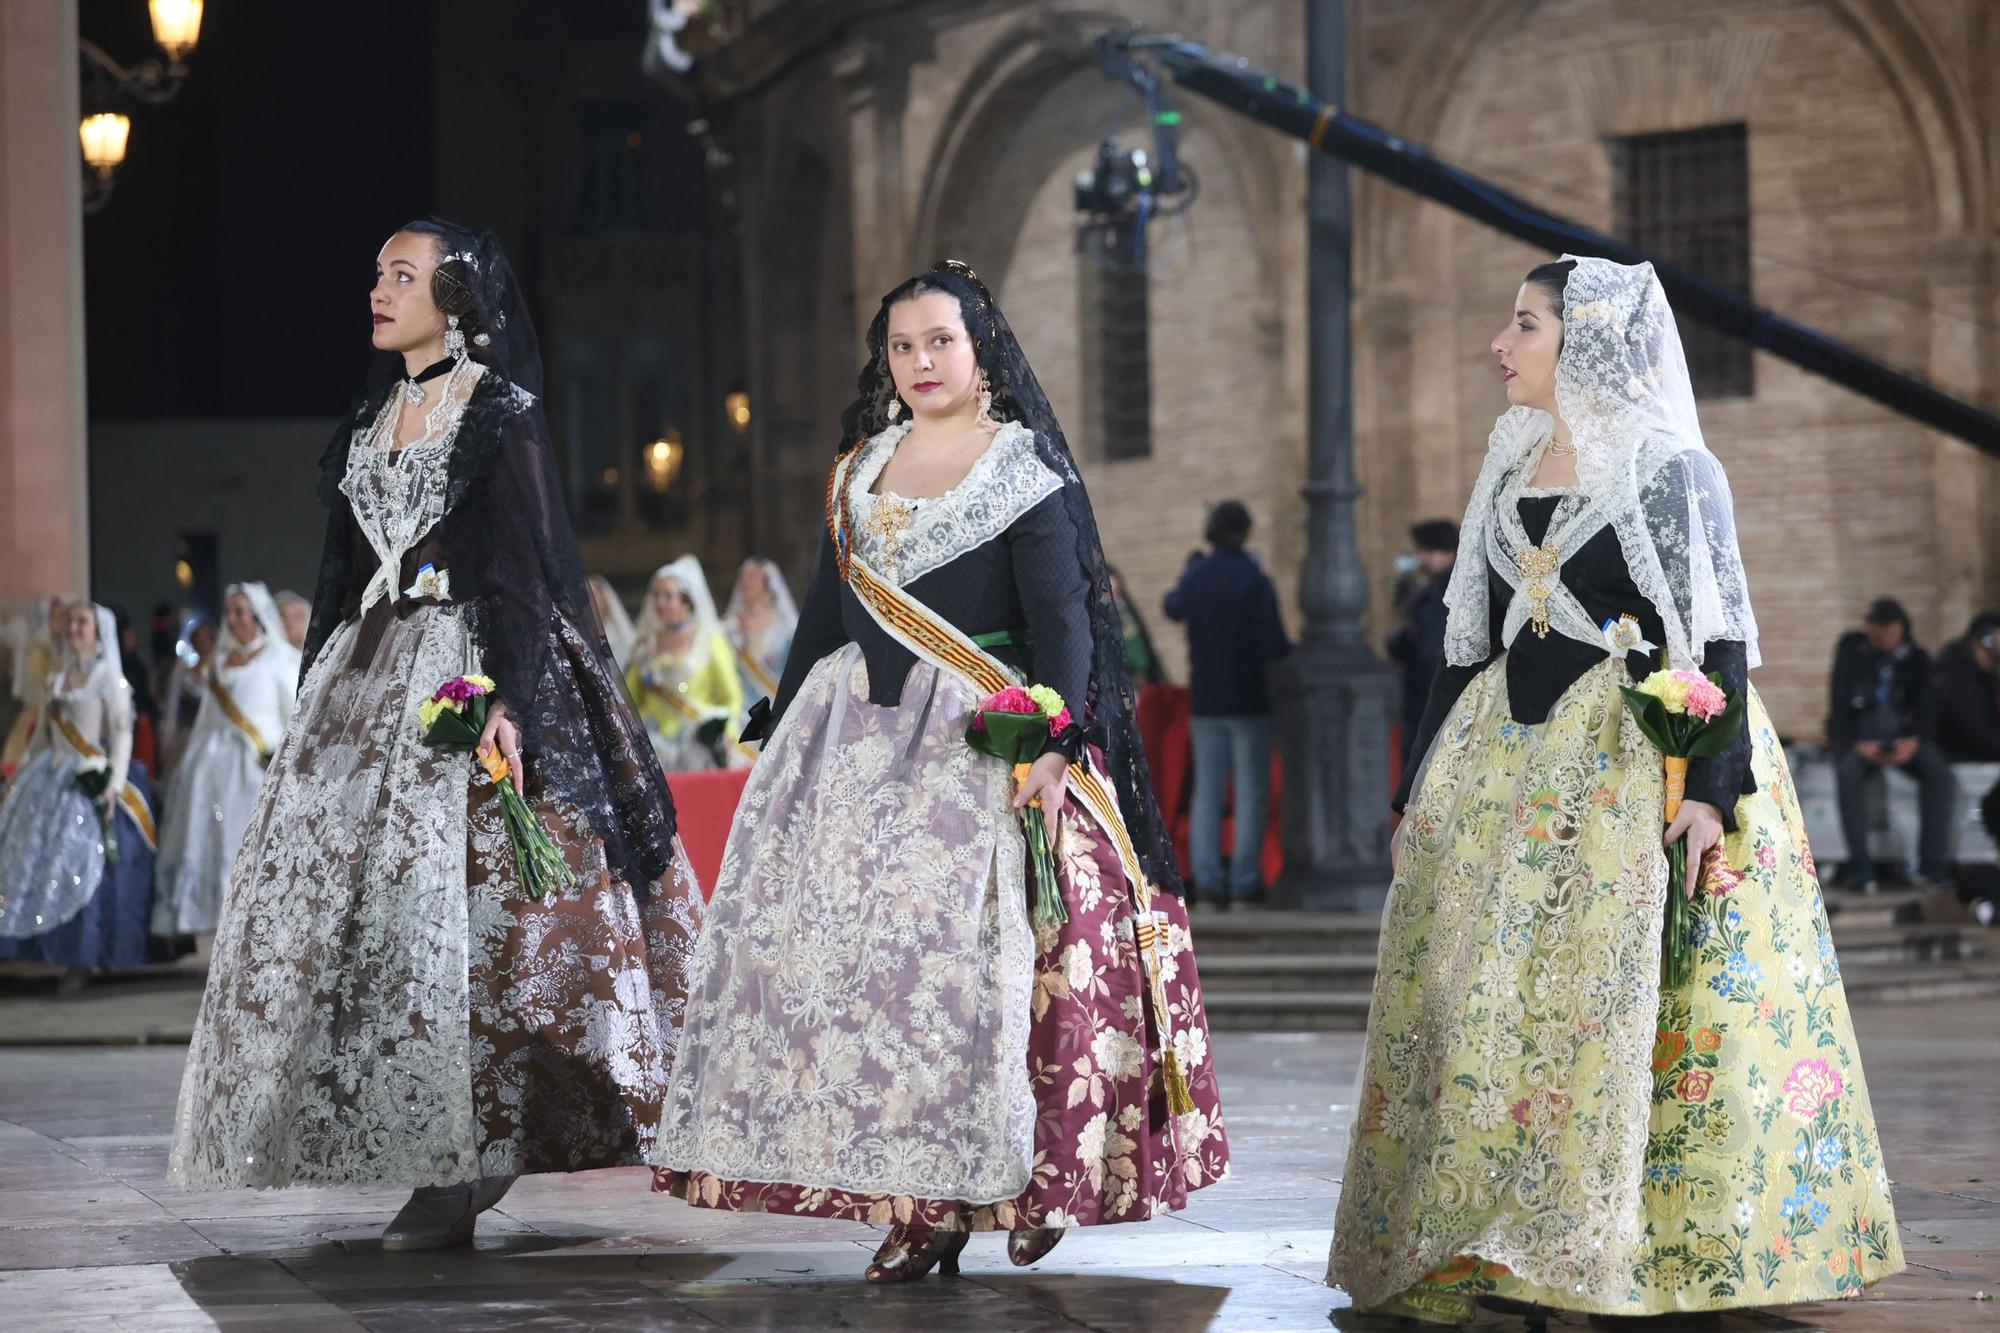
[1935,611,2000,923]
[1827,598,1956,891]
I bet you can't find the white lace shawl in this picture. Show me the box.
[846,420,1063,585]
[1444,257,1759,672]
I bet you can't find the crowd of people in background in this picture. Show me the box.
[1821,598,2000,921]
[0,554,805,995]
[3,519,1997,994]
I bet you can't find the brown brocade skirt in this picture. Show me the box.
[169,598,704,1190]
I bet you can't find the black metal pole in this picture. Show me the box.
[1269,0,1397,909]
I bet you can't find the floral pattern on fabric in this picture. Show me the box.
[170,379,703,1190]
[168,599,705,1190]
[1329,657,1901,1321]
[652,646,1039,1202]
[655,746,1227,1228]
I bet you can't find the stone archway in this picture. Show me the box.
[906,8,1305,672]
[1352,0,1996,734]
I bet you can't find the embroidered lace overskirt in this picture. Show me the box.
[168,600,703,1189]
[1328,657,1903,1320]
[653,644,1229,1225]
[0,743,104,938]
[0,753,157,968]
[653,645,1035,1200]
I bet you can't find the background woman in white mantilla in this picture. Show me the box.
[152,582,300,940]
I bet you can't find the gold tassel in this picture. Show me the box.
[1162,1045,1196,1117]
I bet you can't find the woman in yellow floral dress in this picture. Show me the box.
[1327,257,1902,1322]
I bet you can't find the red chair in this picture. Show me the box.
[664,768,751,900]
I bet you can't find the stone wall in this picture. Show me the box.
[711,0,2000,737]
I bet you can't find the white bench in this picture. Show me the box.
[1790,749,1999,868]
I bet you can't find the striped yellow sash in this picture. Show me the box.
[827,452,1151,899]
[734,642,780,700]
[826,449,1192,1113]
[50,709,157,848]
[205,670,270,756]
[641,666,756,764]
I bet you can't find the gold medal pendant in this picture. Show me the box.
[1514,543,1561,638]
[863,495,916,575]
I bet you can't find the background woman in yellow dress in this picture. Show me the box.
[1328,256,1902,1323]
[628,556,743,772]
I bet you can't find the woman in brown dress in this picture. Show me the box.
[168,221,703,1250]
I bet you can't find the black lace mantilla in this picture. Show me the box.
[303,221,678,893]
[834,261,1182,896]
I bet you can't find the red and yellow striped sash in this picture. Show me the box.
[50,709,157,848]
[205,670,270,756]
[734,643,780,700]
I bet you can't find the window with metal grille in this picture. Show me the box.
[1076,219,1153,460]
[1612,123,1752,399]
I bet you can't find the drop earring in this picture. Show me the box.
[445,314,466,362]
[977,370,994,420]
[886,396,902,421]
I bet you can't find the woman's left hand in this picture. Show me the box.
[477,700,527,793]
[1014,751,1070,822]
[1664,798,1725,898]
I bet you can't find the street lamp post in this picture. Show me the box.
[1269,0,1399,911]
[78,0,204,213]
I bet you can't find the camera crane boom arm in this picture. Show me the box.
[1097,31,2000,457]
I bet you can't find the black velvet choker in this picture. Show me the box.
[406,356,456,386]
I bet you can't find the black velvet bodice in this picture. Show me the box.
[1395,494,1754,827]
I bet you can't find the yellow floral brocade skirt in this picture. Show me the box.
[1328,657,1903,1321]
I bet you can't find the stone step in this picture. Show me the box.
[1195,951,1382,993]
[1184,908,1382,956]
[1203,989,1373,1032]
[1820,888,1928,927]
[1828,921,1993,966]
[1838,959,2000,1005]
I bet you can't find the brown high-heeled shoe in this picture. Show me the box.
[864,1224,970,1282]
[1006,1225,1064,1266]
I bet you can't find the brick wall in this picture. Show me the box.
[1352,0,2000,737]
[730,0,1999,738]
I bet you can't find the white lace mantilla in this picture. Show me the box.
[341,360,484,614]
[847,420,1062,585]
[1443,257,1759,672]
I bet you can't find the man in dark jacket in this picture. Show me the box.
[1828,598,1957,890]
[1164,501,1291,906]
[1934,612,2000,765]
[1934,611,2000,922]
[1388,519,1457,767]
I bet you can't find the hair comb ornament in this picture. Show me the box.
[933,258,993,304]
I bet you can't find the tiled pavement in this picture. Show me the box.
[0,987,1994,1330]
